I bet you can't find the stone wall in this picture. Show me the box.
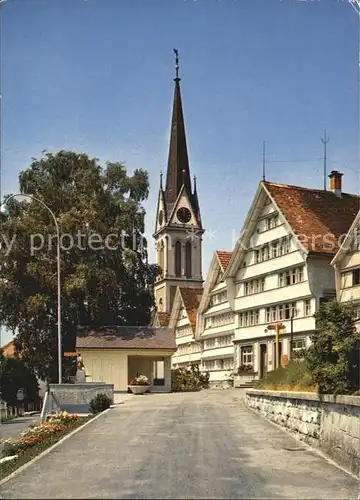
[245,389,360,476]
[45,383,114,414]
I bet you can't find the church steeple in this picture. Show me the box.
[152,50,204,317]
[165,49,193,213]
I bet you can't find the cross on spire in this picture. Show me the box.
[173,48,179,80]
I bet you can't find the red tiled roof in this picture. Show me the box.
[76,327,176,350]
[155,312,171,327]
[179,288,202,331]
[265,182,360,255]
[216,251,232,271]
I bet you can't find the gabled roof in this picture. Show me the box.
[178,288,203,332]
[76,326,176,351]
[331,209,360,266]
[225,180,360,278]
[265,182,360,254]
[216,251,232,272]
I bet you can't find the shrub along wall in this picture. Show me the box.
[245,389,360,476]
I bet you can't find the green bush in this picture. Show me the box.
[89,393,113,414]
[255,360,314,391]
[171,365,209,392]
[306,299,360,395]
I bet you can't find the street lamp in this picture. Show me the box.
[1,193,62,384]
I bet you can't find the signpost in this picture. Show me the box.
[267,323,286,369]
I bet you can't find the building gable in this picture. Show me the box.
[331,209,360,268]
[169,286,202,335]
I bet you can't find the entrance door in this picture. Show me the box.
[260,344,267,379]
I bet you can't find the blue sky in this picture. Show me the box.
[1,0,359,343]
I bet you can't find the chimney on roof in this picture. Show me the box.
[328,170,343,197]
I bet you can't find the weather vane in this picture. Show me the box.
[173,48,179,79]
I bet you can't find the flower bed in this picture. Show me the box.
[0,411,91,480]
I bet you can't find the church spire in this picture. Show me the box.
[165,49,192,209]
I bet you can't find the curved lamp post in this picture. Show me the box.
[1,193,62,384]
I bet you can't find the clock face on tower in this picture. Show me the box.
[177,207,191,223]
[158,210,164,225]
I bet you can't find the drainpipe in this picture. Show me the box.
[290,315,294,360]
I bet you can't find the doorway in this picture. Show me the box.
[153,360,165,386]
[260,344,267,379]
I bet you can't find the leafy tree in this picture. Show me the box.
[0,349,39,407]
[306,299,360,394]
[0,151,159,382]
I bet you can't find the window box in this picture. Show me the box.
[236,365,256,375]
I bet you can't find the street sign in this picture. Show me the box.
[267,323,286,331]
[64,352,77,357]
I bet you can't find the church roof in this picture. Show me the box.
[265,181,360,255]
[165,77,192,208]
[76,326,176,351]
[179,287,203,331]
[216,250,232,271]
[160,53,201,226]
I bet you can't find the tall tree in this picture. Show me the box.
[0,151,159,382]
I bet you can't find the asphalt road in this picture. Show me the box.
[0,416,40,441]
[0,390,359,499]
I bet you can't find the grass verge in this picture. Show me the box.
[254,360,317,392]
[0,416,92,480]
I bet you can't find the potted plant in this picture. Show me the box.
[128,375,151,395]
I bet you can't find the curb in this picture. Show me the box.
[0,407,112,486]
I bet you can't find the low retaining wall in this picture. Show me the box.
[46,383,114,414]
[245,389,360,476]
